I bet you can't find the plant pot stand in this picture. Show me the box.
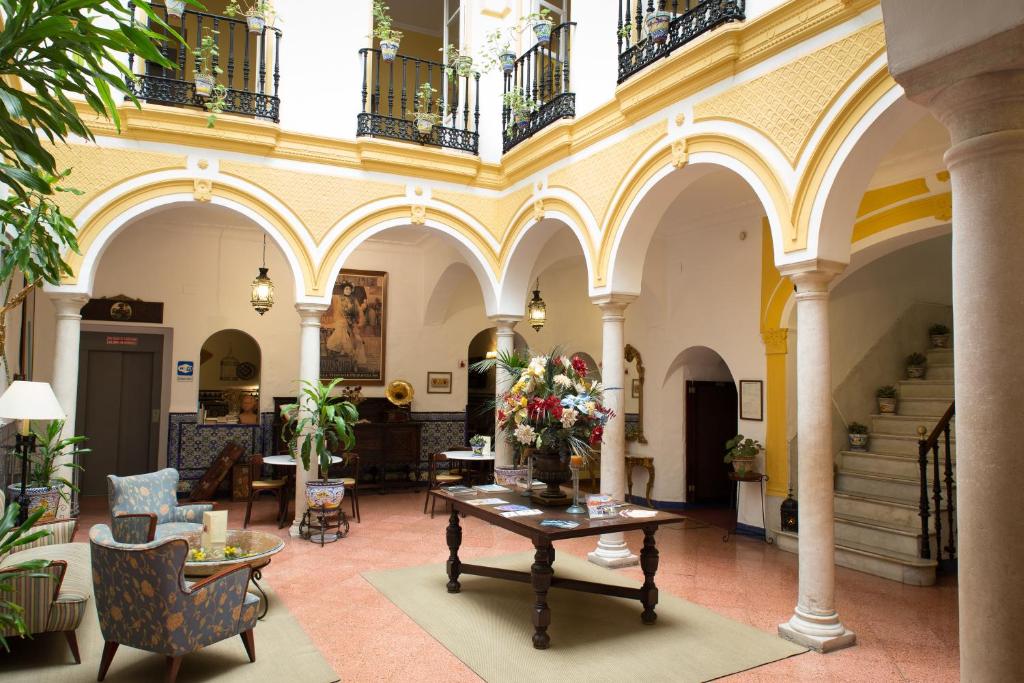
[300,506,350,546]
[722,471,772,545]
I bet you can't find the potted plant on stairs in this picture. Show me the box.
[724,434,761,476]
[282,377,359,514]
[225,0,274,34]
[928,323,951,348]
[371,0,403,62]
[906,352,928,379]
[4,420,89,523]
[847,422,869,451]
[877,385,898,414]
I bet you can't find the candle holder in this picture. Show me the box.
[566,461,586,514]
[521,452,533,498]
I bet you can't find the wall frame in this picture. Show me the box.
[320,269,387,384]
[427,371,453,394]
[739,379,764,421]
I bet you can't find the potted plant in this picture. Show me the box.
[371,0,403,62]
[440,43,474,78]
[906,352,928,379]
[408,82,441,135]
[617,22,634,42]
[469,435,487,456]
[502,87,539,134]
[281,377,359,513]
[225,0,274,34]
[929,323,951,348]
[521,8,553,45]
[645,7,672,44]
[472,350,612,504]
[192,29,228,126]
[877,385,898,414]
[848,422,869,451]
[18,420,90,522]
[724,435,761,476]
[166,0,186,18]
[481,28,516,75]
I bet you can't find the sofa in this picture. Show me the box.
[107,468,212,542]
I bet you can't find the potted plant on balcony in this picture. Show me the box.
[877,385,898,414]
[166,0,186,18]
[906,352,928,379]
[408,83,441,135]
[724,434,761,476]
[482,28,516,75]
[440,44,474,78]
[281,377,359,512]
[928,323,951,348]
[521,8,553,45]
[847,421,869,451]
[371,0,403,62]
[192,29,228,126]
[225,0,274,34]
[3,420,90,523]
[502,87,539,134]
[645,7,672,44]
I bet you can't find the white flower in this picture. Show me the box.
[553,374,573,389]
[560,356,572,370]
[560,408,578,429]
[526,356,547,378]
[574,382,588,393]
[514,423,537,445]
[584,401,596,416]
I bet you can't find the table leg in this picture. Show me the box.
[531,540,554,649]
[626,462,635,502]
[640,526,660,624]
[251,568,269,620]
[446,508,462,593]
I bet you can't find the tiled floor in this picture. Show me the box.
[76,493,959,682]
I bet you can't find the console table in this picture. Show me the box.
[626,455,655,507]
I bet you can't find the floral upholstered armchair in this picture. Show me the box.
[107,469,212,542]
[89,524,259,682]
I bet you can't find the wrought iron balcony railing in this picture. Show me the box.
[617,0,745,84]
[126,3,281,122]
[357,49,480,155]
[502,22,576,153]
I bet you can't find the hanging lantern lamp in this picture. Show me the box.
[250,234,275,315]
[527,278,546,332]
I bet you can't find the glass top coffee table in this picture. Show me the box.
[181,528,284,619]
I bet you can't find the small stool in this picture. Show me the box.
[722,471,772,544]
[300,506,350,546]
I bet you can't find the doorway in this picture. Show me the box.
[75,331,164,496]
[685,380,737,505]
[465,327,527,441]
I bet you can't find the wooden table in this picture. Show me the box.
[625,455,655,507]
[263,454,343,528]
[442,450,495,486]
[430,489,684,649]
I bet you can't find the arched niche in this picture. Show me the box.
[198,329,261,424]
[466,327,527,439]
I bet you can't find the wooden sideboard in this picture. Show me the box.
[272,396,423,493]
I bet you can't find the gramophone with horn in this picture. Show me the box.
[384,379,414,422]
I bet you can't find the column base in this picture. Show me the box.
[587,533,639,568]
[778,608,856,652]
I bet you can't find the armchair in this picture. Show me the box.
[89,524,259,682]
[107,469,212,542]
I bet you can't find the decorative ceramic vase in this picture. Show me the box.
[166,0,186,18]
[246,14,266,33]
[906,365,927,379]
[499,51,516,74]
[848,433,869,451]
[529,447,572,505]
[305,479,345,510]
[878,397,897,414]
[730,456,756,476]
[380,39,400,62]
[5,484,60,522]
[929,334,950,348]
[414,114,435,135]
[645,10,671,44]
[194,73,216,97]
[514,110,530,129]
[471,444,484,456]
[493,465,527,488]
[452,55,473,77]
[533,19,553,45]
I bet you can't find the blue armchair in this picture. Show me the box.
[89,524,259,682]
[107,469,212,542]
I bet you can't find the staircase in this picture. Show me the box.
[776,344,955,586]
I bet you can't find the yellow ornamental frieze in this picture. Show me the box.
[48,145,185,218]
[693,21,886,165]
[218,161,404,244]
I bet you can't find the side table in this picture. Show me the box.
[625,455,655,507]
[722,471,772,544]
[300,506,350,546]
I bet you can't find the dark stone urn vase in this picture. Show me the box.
[528,446,572,506]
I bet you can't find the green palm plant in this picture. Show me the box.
[281,378,359,481]
[0,503,50,651]
[29,420,90,503]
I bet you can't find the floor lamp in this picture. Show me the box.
[0,381,66,525]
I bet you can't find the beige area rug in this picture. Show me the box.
[0,583,339,683]
[364,552,806,683]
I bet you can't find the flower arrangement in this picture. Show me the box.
[473,349,613,465]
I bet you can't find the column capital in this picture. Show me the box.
[930,70,1024,149]
[779,260,844,296]
[295,302,328,325]
[591,293,636,317]
[762,327,789,355]
[47,292,90,318]
[488,315,520,331]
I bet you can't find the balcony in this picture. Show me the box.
[126,3,282,122]
[502,22,576,153]
[617,1,745,84]
[357,49,480,155]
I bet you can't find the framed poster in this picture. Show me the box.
[427,371,452,394]
[739,380,764,421]
[320,269,388,384]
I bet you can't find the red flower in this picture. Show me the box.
[571,355,588,376]
[550,404,563,420]
[589,426,604,446]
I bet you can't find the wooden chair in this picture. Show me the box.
[423,453,463,518]
[337,452,361,523]
[244,453,287,528]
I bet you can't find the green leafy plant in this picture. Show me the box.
[724,434,762,463]
[848,422,869,435]
[876,385,897,399]
[617,22,634,40]
[192,29,229,127]
[281,378,359,482]
[469,435,487,448]
[407,83,441,129]
[370,0,403,43]
[0,503,50,651]
[29,420,90,503]
[225,0,273,19]
[480,28,516,73]
[928,323,950,336]
[440,43,474,78]
[906,352,927,367]
[519,7,553,31]
[502,87,540,134]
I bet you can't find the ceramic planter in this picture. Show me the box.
[645,10,671,44]
[533,19,553,45]
[194,73,216,97]
[246,14,266,33]
[493,465,528,488]
[305,479,345,510]
[513,109,531,129]
[5,484,60,522]
[414,114,436,135]
[930,334,950,348]
[848,433,869,451]
[452,55,473,78]
[471,444,484,456]
[380,39,400,62]
[166,0,186,18]
[878,397,897,414]
[730,456,756,476]
[906,365,927,379]
[499,51,516,74]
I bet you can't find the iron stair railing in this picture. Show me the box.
[917,401,956,572]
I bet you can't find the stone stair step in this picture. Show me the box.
[926,348,953,364]
[834,491,923,528]
[840,450,956,479]
[927,364,954,380]
[897,379,954,399]
[871,413,956,437]
[774,530,937,586]
[893,397,955,417]
[834,513,935,558]
[836,468,954,503]
[865,433,956,457]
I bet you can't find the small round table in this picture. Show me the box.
[442,450,496,486]
[181,528,284,619]
[263,454,344,528]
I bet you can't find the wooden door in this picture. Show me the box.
[76,332,163,497]
[685,380,737,505]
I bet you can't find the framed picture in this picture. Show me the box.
[631,378,640,398]
[427,371,452,394]
[320,269,387,385]
[739,380,764,421]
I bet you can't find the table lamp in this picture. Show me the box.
[0,381,66,524]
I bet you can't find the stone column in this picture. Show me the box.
[291,303,328,538]
[49,292,89,517]
[777,265,854,652]
[490,316,519,468]
[588,295,638,568]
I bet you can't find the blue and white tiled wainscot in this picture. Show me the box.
[167,413,276,494]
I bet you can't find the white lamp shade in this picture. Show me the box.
[0,381,66,421]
